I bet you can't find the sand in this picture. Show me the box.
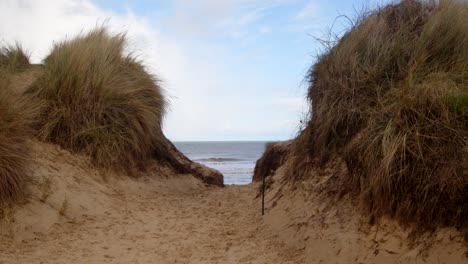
[0,142,303,263]
[0,142,466,263]
[260,164,468,264]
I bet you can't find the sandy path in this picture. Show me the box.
[0,177,303,264]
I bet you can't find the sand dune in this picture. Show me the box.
[259,164,467,264]
[2,141,465,263]
[1,2,466,262]
[0,142,302,263]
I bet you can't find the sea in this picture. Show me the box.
[174,141,269,185]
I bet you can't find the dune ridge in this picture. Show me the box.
[252,1,467,263]
[283,0,467,230]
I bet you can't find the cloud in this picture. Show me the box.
[167,0,295,38]
[0,0,200,137]
[0,0,307,141]
[294,1,319,20]
[258,26,272,34]
[271,96,308,113]
[0,0,173,64]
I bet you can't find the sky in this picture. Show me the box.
[0,0,388,141]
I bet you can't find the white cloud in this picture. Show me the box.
[271,96,308,113]
[0,0,217,138]
[294,1,319,20]
[258,26,272,34]
[168,0,295,39]
[0,0,306,141]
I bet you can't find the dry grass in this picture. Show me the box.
[253,141,290,182]
[292,0,467,229]
[26,28,166,174]
[0,72,33,204]
[0,44,30,71]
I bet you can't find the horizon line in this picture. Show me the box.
[171,139,288,143]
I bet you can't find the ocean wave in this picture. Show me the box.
[196,157,243,162]
[219,168,253,175]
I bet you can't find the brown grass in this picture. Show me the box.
[253,141,290,182]
[0,72,33,203]
[292,0,467,229]
[26,28,166,174]
[0,44,30,71]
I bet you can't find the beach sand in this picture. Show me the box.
[0,141,303,263]
[260,163,468,264]
[1,141,466,264]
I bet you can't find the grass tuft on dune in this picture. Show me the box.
[0,44,30,71]
[26,28,167,174]
[0,73,33,204]
[292,0,467,229]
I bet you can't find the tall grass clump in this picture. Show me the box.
[0,73,32,203]
[26,28,166,173]
[0,44,30,71]
[292,0,467,229]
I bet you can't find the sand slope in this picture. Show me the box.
[0,142,302,263]
[0,144,466,264]
[260,164,468,264]
[0,141,466,263]
[0,130,468,263]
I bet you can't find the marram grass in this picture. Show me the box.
[292,0,468,229]
[27,28,166,174]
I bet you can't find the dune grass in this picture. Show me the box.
[26,28,166,174]
[253,141,290,182]
[292,0,467,229]
[0,72,33,204]
[0,44,30,71]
